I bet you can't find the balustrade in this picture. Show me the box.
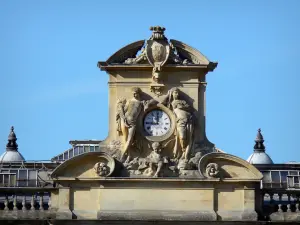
[0,187,57,220]
[262,189,300,221]
[0,192,51,211]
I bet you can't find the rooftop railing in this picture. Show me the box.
[0,187,57,220]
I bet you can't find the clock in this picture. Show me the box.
[143,109,171,136]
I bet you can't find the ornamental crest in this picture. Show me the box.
[146,26,170,71]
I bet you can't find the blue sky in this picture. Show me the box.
[0,0,299,162]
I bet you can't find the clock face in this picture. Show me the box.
[143,109,171,136]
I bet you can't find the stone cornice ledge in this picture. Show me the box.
[53,177,261,183]
[97,61,218,72]
[53,177,220,181]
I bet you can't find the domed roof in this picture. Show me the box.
[246,129,273,165]
[247,152,273,164]
[0,150,25,162]
[0,126,25,162]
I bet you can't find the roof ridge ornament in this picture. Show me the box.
[254,128,265,152]
[6,126,18,152]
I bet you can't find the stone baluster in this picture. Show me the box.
[278,193,283,212]
[22,195,26,211]
[39,193,44,211]
[269,193,275,213]
[31,195,35,211]
[13,195,17,210]
[296,195,300,212]
[48,194,51,210]
[4,195,9,211]
[287,193,291,212]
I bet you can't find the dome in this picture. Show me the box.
[0,126,25,162]
[0,150,25,162]
[247,152,273,164]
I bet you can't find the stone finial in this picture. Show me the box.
[8,126,17,141]
[254,128,265,152]
[149,26,167,40]
[6,126,18,151]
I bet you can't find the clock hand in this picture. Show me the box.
[146,121,157,125]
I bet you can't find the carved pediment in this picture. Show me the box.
[99,26,217,72]
[198,153,263,180]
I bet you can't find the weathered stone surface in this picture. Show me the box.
[55,209,72,219]
[72,210,98,219]
[0,220,290,225]
[97,210,217,221]
[270,211,300,221]
[0,209,57,220]
[216,210,257,221]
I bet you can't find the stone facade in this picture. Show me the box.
[2,26,287,224]
[36,26,264,223]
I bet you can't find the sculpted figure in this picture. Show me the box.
[145,142,168,177]
[161,88,194,161]
[116,87,153,162]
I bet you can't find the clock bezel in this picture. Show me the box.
[139,103,175,142]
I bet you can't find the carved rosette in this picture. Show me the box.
[93,154,115,177]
